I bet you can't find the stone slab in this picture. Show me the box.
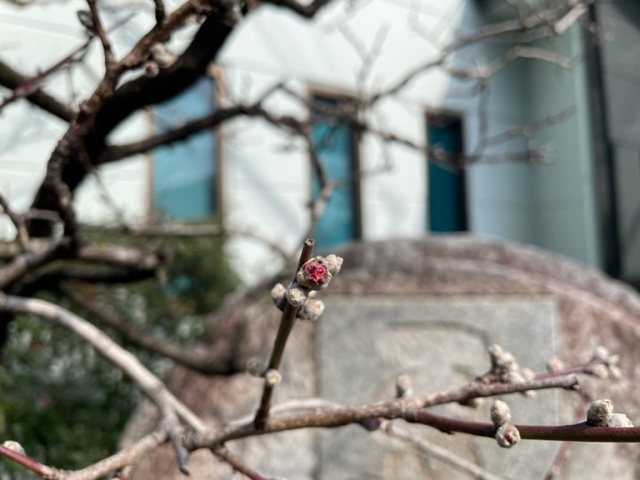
[316,296,568,480]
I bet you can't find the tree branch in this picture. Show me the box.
[0,57,76,121]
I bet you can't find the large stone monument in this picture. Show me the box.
[124,236,640,479]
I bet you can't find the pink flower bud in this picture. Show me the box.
[297,257,332,290]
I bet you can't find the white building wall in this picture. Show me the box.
[0,0,601,283]
[0,0,151,239]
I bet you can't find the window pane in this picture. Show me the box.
[153,77,216,220]
[428,115,467,232]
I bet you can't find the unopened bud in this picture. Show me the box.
[2,441,25,455]
[587,399,613,426]
[297,299,325,321]
[587,364,609,379]
[608,365,622,380]
[144,61,160,77]
[607,413,633,428]
[150,43,176,68]
[495,424,520,448]
[520,368,536,382]
[490,400,511,427]
[264,369,282,387]
[324,254,343,275]
[546,356,565,372]
[247,359,265,377]
[286,286,308,307]
[271,283,287,309]
[488,344,518,370]
[395,374,412,398]
[592,346,610,362]
[297,257,332,290]
[359,417,382,431]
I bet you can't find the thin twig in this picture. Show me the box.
[153,0,166,24]
[0,444,64,479]
[0,193,29,251]
[0,293,205,473]
[87,0,117,69]
[254,238,315,428]
[212,446,269,480]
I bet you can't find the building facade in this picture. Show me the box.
[0,0,635,284]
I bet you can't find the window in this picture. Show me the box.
[427,113,467,232]
[311,94,361,249]
[152,76,218,221]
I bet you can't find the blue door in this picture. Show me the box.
[428,115,466,232]
[311,97,359,248]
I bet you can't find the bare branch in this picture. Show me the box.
[0,293,203,428]
[212,446,270,480]
[0,193,29,251]
[0,238,68,290]
[87,0,116,69]
[0,443,64,479]
[262,0,332,18]
[66,429,168,480]
[0,57,76,121]
[254,238,315,428]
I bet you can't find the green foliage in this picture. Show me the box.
[0,233,239,476]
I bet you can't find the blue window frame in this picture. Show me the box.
[153,76,217,220]
[311,95,360,249]
[427,113,467,232]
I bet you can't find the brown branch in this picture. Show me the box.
[0,238,69,290]
[87,223,290,263]
[100,104,304,164]
[0,444,64,479]
[0,293,205,473]
[65,429,168,480]
[0,193,29,251]
[0,57,76,121]
[153,0,166,24]
[262,0,332,18]
[184,375,581,449]
[254,238,315,428]
[212,446,269,480]
[87,0,116,69]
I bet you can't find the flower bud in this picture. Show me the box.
[495,424,520,448]
[587,399,613,426]
[490,400,511,427]
[587,364,609,379]
[286,286,308,307]
[546,356,565,372]
[592,346,610,362]
[265,369,282,387]
[297,257,332,290]
[271,283,287,309]
[2,441,25,455]
[297,299,325,321]
[247,358,265,377]
[608,365,622,380]
[395,374,412,398]
[324,254,344,275]
[143,61,160,77]
[606,413,633,428]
